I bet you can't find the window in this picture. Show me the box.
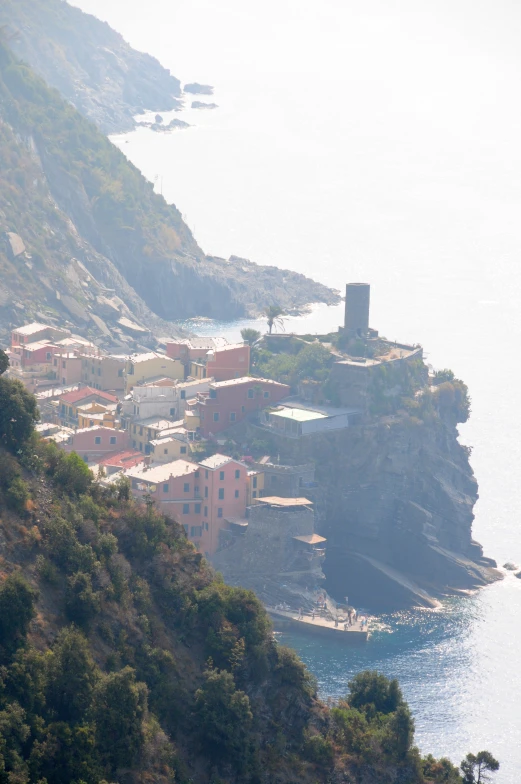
[184,483,190,493]
[163,483,169,493]
[110,436,116,445]
[219,471,225,481]
[89,420,94,427]
[235,469,240,479]
[97,368,101,376]
[180,390,186,399]
[132,440,136,449]
[118,369,123,377]
[139,427,143,436]
[213,412,219,422]
[195,471,200,478]
[183,504,190,514]
[170,407,176,416]
[241,406,246,413]
[217,508,223,518]
[139,442,142,451]
[247,389,254,399]
[230,412,236,422]
[204,506,208,517]
[190,526,203,537]
[183,524,188,534]
[205,522,209,531]
[53,359,57,367]
[205,470,209,479]
[253,491,257,498]
[164,448,168,455]
[195,503,201,513]
[204,486,208,498]
[46,352,51,360]
[180,446,187,454]
[209,389,217,399]
[263,391,270,398]
[234,490,239,499]
[253,476,257,489]
[133,425,137,434]
[95,436,101,444]
[218,488,224,500]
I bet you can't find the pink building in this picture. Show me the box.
[166,337,249,381]
[52,352,83,386]
[63,426,129,461]
[125,453,249,556]
[206,344,250,382]
[185,377,290,437]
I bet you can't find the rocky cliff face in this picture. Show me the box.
[246,416,499,612]
[0,0,183,134]
[0,43,339,340]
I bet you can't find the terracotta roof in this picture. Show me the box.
[98,450,144,469]
[59,386,118,405]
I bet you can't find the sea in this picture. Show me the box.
[72,1,521,777]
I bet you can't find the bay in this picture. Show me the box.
[72,1,521,777]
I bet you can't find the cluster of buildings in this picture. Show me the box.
[4,283,422,561]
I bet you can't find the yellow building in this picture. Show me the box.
[149,432,192,463]
[77,402,117,430]
[125,352,184,393]
[129,417,181,454]
[247,470,265,505]
[81,354,126,392]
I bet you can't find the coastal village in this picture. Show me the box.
[4,284,424,640]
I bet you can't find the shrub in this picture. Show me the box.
[46,627,99,723]
[6,476,29,513]
[0,573,36,662]
[65,572,101,627]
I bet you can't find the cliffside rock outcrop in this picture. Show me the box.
[247,415,500,611]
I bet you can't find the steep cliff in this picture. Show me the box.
[0,0,183,134]
[0,42,338,339]
[245,414,499,612]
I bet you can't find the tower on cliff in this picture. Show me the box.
[344,282,370,338]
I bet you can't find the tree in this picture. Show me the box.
[194,668,253,771]
[0,376,39,452]
[460,751,499,783]
[240,328,261,346]
[0,348,8,375]
[0,573,36,663]
[348,671,404,717]
[46,627,99,723]
[91,667,147,771]
[264,305,286,334]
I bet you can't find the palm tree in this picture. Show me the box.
[265,305,286,334]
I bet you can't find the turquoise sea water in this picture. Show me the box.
[71,1,521,776]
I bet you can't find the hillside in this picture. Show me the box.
[0,0,183,134]
[0,40,338,340]
[0,351,479,784]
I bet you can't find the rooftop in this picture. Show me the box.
[149,432,187,446]
[129,352,175,364]
[133,417,178,430]
[270,407,327,423]
[199,453,237,470]
[208,342,247,354]
[13,322,51,336]
[257,496,313,507]
[73,425,119,435]
[59,387,118,405]
[126,459,199,484]
[98,450,144,469]
[293,534,327,544]
[210,376,288,389]
[23,340,55,352]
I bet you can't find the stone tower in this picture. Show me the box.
[344,282,370,338]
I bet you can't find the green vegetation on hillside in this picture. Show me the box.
[0,347,496,783]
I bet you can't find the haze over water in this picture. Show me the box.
[74,1,521,777]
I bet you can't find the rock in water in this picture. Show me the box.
[503,562,519,571]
